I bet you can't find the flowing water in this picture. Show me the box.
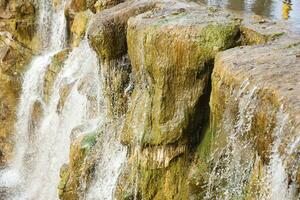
[85,119,127,200]
[197,0,300,33]
[0,0,298,200]
[0,0,107,199]
[0,0,128,198]
[205,81,300,200]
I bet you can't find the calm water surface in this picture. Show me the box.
[197,0,300,33]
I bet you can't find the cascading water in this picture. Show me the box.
[0,0,127,198]
[205,80,300,200]
[85,119,127,200]
[205,80,258,200]
[0,0,104,199]
[0,35,104,199]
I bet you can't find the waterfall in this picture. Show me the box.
[0,0,89,199]
[205,80,258,200]
[85,120,127,200]
[205,80,300,200]
[0,34,104,199]
[0,0,127,198]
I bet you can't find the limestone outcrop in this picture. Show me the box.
[0,0,36,166]
[88,0,157,117]
[59,0,300,199]
[87,0,241,199]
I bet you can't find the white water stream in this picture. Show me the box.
[0,0,128,198]
[205,80,300,200]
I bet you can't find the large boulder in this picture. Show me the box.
[88,0,158,117]
[123,4,240,147]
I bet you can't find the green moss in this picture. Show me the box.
[197,23,240,59]
[80,132,98,151]
[136,156,189,200]
[58,164,70,197]
[196,127,214,161]
[188,127,215,199]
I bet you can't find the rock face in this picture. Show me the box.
[0,0,36,166]
[43,49,70,103]
[204,37,300,199]
[70,11,92,47]
[88,0,157,117]
[0,0,36,47]
[0,32,33,165]
[60,0,300,199]
[88,0,240,199]
[58,131,97,200]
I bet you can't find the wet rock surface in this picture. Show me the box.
[205,39,300,199]
[52,0,300,199]
[0,32,33,165]
[15,0,296,199]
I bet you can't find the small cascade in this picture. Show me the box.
[85,119,127,200]
[205,80,300,200]
[37,0,67,51]
[0,37,103,199]
[263,106,299,200]
[0,0,104,199]
[205,80,258,200]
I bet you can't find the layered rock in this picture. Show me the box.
[88,0,158,117]
[65,0,123,46]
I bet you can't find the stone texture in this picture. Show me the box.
[122,1,240,147]
[0,0,36,47]
[94,0,124,12]
[64,0,300,199]
[0,32,33,165]
[88,0,159,117]
[206,40,300,198]
[43,48,70,103]
[70,11,92,47]
[58,131,97,200]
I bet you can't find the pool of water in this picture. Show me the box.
[197,0,300,33]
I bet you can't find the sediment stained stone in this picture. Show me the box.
[43,48,70,103]
[88,0,159,117]
[206,38,300,198]
[0,0,36,48]
[123,2,240,147]
[90,1,241,199]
